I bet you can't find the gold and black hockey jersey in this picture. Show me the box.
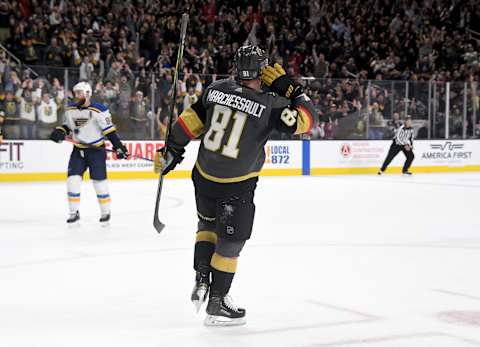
[169,79,315,183]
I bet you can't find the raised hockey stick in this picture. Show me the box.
[153,13,189,233]
[65,138,154,162]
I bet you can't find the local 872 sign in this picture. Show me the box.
[261,141,302,170]
[265,143,291,164]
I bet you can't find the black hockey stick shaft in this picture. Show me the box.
[153,13,189,233]
[65,138,154,162]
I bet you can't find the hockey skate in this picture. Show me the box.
[99,213,110,227]
[191,272,209,313]
[204,294,246,326]
[66,211,80,225]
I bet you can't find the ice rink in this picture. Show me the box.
[1,173,480,347]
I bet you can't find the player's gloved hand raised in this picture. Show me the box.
[261,63,302,99]
[49,127,67,143]
[114,144,129,159]
[154,146,185,175]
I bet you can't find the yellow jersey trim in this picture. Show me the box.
[88,107,102,113]
[179,108,204,139]
[74,141,105,149]
[64,106,105,113]
[294,106,313,135]
[102,127,116,136]
[195,161,261,183]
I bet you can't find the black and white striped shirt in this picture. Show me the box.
[394,125,414,146]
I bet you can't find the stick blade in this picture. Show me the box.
[153,174,166,233]
[153,217,165,234]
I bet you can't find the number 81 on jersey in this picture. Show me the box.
[203,105,247,159]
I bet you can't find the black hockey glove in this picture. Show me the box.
[114,144,129,159]
[49,126,70,143]
[154,146,185,175]
[261,63,302,99]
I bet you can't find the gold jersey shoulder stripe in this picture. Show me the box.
[294,105,313,135]
[88,107,102,113]
[178,108,204,139]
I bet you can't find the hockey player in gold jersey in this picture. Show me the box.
[154,45,315,326]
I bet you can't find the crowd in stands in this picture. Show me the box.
[0,0,479,142]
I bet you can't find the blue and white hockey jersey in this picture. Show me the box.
[63,102,116,148]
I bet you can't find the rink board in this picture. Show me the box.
[1,139,479,182]
[309,140,480,175]
[0,140,302,182]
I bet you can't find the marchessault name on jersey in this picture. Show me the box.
[206,89,266,118]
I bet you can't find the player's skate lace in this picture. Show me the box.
[224,295,242,313]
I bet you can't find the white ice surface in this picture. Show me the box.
[1,173,480,347]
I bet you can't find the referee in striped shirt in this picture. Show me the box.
[378,115,415,175]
